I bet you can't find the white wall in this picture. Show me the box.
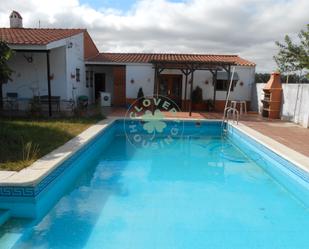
[125,64,255,101]
[219,66,255,101]
[49,46,66,97]
[4,52,48,99]
[126,64,154,98]
[65,33,87,101]
[253,83,309,128]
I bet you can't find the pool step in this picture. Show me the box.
[0,209,10,226]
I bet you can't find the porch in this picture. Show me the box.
[2,47,75,116]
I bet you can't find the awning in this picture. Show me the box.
[216,71,239,80]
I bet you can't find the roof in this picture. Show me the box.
[0,28,85,45]
[87,52,255,66]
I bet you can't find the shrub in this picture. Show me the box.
[191,86,203,104]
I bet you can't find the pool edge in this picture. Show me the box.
[231,122,309,173]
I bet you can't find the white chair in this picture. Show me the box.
[229,100,247,116]
[239,101,247,115]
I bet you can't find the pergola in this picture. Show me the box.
[151,59,237,116]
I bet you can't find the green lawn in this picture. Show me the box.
[0,116,104,171]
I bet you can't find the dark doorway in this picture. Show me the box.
[94,73,106,100]
[159,74,182,108]
[113,66,126,106]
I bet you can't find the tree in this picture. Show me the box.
[0,41,14,109]
[274,24,309,80]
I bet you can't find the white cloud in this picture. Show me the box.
[0,0,308,72]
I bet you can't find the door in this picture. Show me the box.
[94,73,106,100]
[113,66,126,106]
[159,74,182,108]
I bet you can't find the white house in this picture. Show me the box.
[86,53,255,112]
[1,11,255,115]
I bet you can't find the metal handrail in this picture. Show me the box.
[222,66,236,120]
[221,107,239,138]
[225,107,239,124]
[221,66,238,137]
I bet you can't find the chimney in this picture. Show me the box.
[10,10,23,28]
[264,72,282,90]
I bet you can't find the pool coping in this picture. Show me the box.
[229,122,309,173]
[0,117,308,187]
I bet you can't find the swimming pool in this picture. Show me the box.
[0,120,308,248]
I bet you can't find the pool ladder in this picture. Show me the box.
[222,107,239,137]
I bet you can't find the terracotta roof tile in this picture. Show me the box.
[0,28,85,45]
[87,52,255,66]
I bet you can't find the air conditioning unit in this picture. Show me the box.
[100,92,111,107]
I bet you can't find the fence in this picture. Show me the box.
[252,83,309,128]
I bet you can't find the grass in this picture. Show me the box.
[0,115,104,171]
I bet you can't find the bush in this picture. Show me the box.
[191,86,203,104]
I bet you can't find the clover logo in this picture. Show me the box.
[142,110,166,133]
[124,95,184,149]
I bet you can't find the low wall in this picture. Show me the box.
[252,83,309,128]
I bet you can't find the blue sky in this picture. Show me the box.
[80,0,136,11]
[80,0,184,12]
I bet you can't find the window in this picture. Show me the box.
[216,80,237,91]
[76,68,80,82]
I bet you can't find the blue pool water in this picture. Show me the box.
[0,121,309,248]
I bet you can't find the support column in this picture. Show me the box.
[46,50,52,117]
[153,65,163,97]
[189,68,194,116]
[184,70,188,111]
[181,68,190,111]
[154,66,158,97]
[226,65,231,98]
[212,70,217,111]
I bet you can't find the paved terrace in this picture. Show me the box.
[104,107,309,158]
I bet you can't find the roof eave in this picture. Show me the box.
[8,37,69,51]
[8,44,48,51]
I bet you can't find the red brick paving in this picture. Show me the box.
[241,118,309,157]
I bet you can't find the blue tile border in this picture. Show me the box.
[0,186,34,197]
